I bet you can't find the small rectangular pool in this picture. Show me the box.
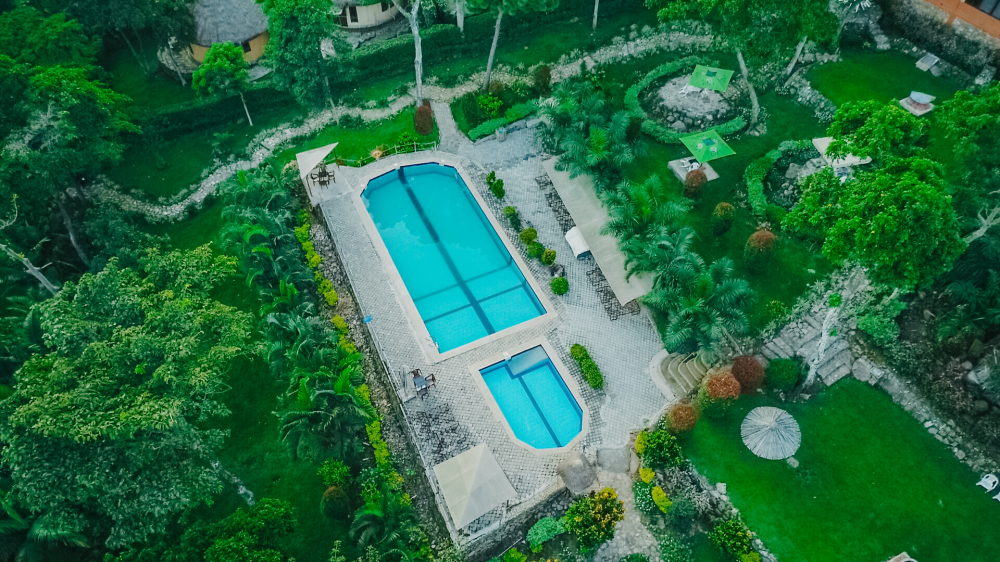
[480,346,583,449]
[362,163,545,353]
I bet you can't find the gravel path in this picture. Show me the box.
[589,471,660,562]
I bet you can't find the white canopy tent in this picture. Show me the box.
[432,444,516,529]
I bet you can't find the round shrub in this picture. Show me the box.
[666,401,699,434]
[731,355,764,394]
[542,249,556,265]
[708,519,754,559]
[641,429,684,469]
[551,276,569,295]
[744,229,777,274]
[683,168,707,199]
[503,206,521,230]
[697,370,741,418]
[534,65,552,96]
[712,202,735,235]
[651,486,672,513]
[527,241,544,258]
[321,485,349,518]
[519,227,537,245]
[765,204,786,227]
[527,517,565,553]
[633,481,657,514]
[767,357,803,391]
[415,100,434,136]
[639,467,655,483]
[562,488,625,553]
[634,430,648,455]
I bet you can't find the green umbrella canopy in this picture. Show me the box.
[689,65,734,92]
[680,129,736,163]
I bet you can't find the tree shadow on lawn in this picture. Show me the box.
[684,379,1000,562]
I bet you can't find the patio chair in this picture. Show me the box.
[679,84,701,96]
[417,387,429,400]
[426,373,436,388]
[411,368,422,378]
[977,474,999,492]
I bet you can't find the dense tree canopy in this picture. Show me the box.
[826,100,930,164]
[0,246,255,548]
[0,7,99,68]
[69,0,193,74]
[938,82,1000,215]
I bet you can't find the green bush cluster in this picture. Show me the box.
[297,211,339,306]
[658,534,693,562]
[744,140,813,217]
[619,555,650,562]
[767,357,803,391]
[571,344,604,389]
[527,241,544,258]
[316,273,338,307]
[708,519,755,560]
[542,249,557,265]
[551,276,569,295]
[519,228,537,245]
[639,429,684,469]
[468,101,538,140]
[633,481,658,514]
[486,171,505,198]
[478,94,502,119]
[332,315,349,334]
[526,517,565,553]
[503,206,522,230]
[562,488,625,554]
[319,459,349,488]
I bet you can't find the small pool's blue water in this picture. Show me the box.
[480,346,583,449]
[362,163,545,352]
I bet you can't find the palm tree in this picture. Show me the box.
[276,368,376,461]
[349,491,420,552]
[645,257,754,361]
[0,497,88,562]
[603,176,691,265]
[624,226,702,285]
[559,111,641,192]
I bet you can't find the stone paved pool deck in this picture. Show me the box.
[318,123,669,548]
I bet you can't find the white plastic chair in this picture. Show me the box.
[977,474,999,492]
[679,84,701,96]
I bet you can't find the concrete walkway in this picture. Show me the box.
[432,101,471,154]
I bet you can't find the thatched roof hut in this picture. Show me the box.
[191,0,270,63]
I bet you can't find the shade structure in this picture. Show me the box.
[432,444,516,529]
[741,407,801,460]
[680,130,736,163]
[689,65,734,92]
[295,143,338,180]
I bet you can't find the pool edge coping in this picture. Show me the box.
[349,155,557,365]
[465,336,590,456]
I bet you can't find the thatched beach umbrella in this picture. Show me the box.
[741,407,801,460]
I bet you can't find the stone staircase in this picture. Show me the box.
[660,353,710,397]
[762,299,855,387]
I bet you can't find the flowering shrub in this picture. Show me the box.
[651,486,672,513]
[619,555,650,562]
[712,202,735,235]
[659,534,693,562]
[708,519,755,559]
[744,229,777,274]
[683,168,707,199]
[551,277,569,295]
[571,344,604,389]
[633,481,657,514]
[527,517,565,553]
[666,402,699,434]
[562,488,625,553]
[641,430,684,469]
[639,467,655,484]
[698,371,741,418]
[767,358,802,391]
[731,355,764,394]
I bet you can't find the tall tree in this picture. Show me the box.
[259,0,349,108]
[0,7,99,69]
[467,0,559,91]
[0,246,255,548]
[938,82,1000,226]
[782,0,838,77]
[70,0,193,76]
[193,42,254,126]
[391,0,425,105]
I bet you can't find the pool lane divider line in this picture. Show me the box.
[501,362,564,448]
[398,167,496,335]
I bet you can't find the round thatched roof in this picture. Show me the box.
[193,0,269,46]
[741,407,801,460]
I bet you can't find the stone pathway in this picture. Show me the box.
[588,471,660,562]
[431,101,470,154]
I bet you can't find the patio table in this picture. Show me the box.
[414,375,428,391]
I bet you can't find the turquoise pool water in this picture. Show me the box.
[480,346,583,449]
[362,163,545,352]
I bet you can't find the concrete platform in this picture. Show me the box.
[668,158,719,183]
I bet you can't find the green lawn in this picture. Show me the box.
[685,379,1000,562]
[98,41,197,110]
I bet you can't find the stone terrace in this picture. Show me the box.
[318,124,668,546]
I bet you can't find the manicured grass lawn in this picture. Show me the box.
[624,54,835,330]
[685,379,1000,562]
[808,49,959,107]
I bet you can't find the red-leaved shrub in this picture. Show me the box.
[684,168,707,199]
[667,401,700,434]
[415,100,434,136]
[712,202,735,235]
[698,369,741,418]
[744,228,777,274]
[731,355,764,394]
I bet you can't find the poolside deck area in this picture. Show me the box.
[318,126,669,548]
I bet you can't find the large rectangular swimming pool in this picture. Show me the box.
[362,163,545,353]
[480,346,584,449]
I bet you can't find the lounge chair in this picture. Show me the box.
[426,373,437,388]
[565,226,591,259]
[977,474,998,492]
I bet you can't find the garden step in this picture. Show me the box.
[762,344,780,360]
[676,359,699,390]
[694,354,710,374]
[811,338,849,370]
[663,354,691,394]
[679,357,703,388]
[768,337,796,358]
[791,328,822,355]
[803,314,824,331]
[820,361,853,386]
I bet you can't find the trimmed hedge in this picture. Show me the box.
[744,139,813,217]
[467,101,538,140]
[571,344,603,388]
[624,57,747,145]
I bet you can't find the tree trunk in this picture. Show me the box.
[392,0,424,106]
[118,29,148,76]
[736,49,759,129]
[964,205,1000,244]
[483,9,504,92]
[239,92,254,126]
[593,0,600,32]
[55,197,90,268]
[805,305,838,387]
[457,0,465,34]
[132,27,156,76]
[0,243,58,296]
[784,36,807,78]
